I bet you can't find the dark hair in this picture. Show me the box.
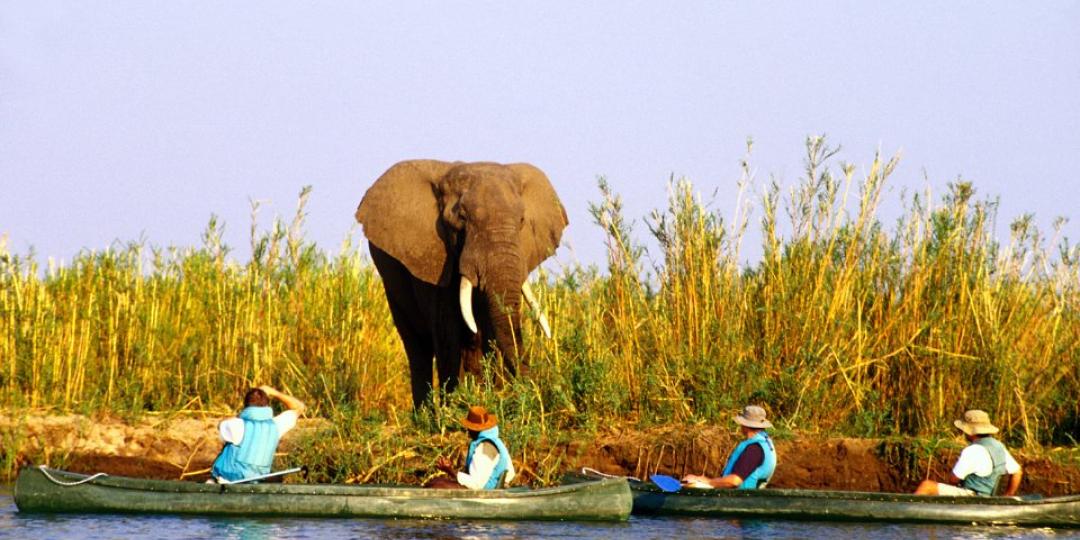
[244,388,270,407]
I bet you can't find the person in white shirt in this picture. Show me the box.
[210,385,305,483]
[915,409,1022,497]
[431,405,516,490]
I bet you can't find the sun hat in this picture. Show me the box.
[954,409,999,436]
[733,405,773,429]
[461,405,498,432]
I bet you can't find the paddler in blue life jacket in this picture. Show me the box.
[681,405,778,490]
[210,385,305,483]
[431,405,516,490]
[915,409,1022,497]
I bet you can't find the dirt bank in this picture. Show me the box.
[4,413,1078,495]
[580,427,1080,495]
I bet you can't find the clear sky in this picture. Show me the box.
[2,2,1078,270]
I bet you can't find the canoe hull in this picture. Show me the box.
[15,467,632,521]
[631,483,1080,527]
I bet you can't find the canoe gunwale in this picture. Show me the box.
[630,481,1080,507]
[16,467,633,521]
[626,481,1080,527]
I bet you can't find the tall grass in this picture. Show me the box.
[2,138,1078,457]
[1,188,400,415]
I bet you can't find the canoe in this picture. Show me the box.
[628,480,1080,528]
[15,466,632,521]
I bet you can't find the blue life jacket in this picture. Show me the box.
[464,426,511,490]
[960,436,1009,496]
[722,431,777,489]
[211,406,280,482]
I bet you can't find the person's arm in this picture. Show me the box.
[681,473,744,488]
[218,418,243,445]
[949,445,979,486]
[683,445,763,489]
[707,474,744,488]
[260,385,305,412]
[436,456,456,475]
[1003,467,1022,496]
[457,443,498,489]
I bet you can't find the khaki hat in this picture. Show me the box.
[461,405,498,432]
[734,405,773,429]
[954,409,999,436]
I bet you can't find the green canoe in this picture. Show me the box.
[15,466,632,521]
[629,480,1080,527]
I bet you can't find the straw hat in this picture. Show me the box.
[461,405,498,432]
[734,405,773,429]
[954,409,999,436]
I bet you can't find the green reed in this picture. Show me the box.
[2,137,1078,471]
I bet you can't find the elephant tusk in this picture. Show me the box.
[521,282,552,339]
[460,278,478,334]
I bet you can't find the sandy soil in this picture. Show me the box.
[4,413,1077,495]
[578,426,1080,495]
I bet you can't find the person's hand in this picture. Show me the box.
[681,474,703,484]
[436,456,455,475]
[259,385,278,398]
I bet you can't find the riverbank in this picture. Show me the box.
[3,412,1078,495]
[5,152,1080,454]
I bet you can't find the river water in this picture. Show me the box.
[0,492,1075,539]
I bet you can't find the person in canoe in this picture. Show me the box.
[915,409,1023,497]
[210,385,305,483]
[429,405,516,489]
[681,404,777,489]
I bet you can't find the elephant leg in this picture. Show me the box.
[371,244,436,408]
[432,279,467,395]
[400,317,435,409]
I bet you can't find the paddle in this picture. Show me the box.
[221,467,305,485]
[649,474,683,493]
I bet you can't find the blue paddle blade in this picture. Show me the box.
[650,474,682,492]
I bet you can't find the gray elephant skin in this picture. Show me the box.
[355,160,568,408]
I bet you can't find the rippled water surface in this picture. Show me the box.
[1,491,1075,539]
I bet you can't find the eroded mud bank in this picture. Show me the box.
[3,413,1077,495]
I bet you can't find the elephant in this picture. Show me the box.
[355,160,568,409]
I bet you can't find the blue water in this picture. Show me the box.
[1,492,1075,539]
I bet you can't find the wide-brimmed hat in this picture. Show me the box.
[461,405,498,432]
[734,405,773,429]
[954,409,999,436]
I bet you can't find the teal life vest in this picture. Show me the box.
[464,426,511,490]
[722,431,777,489]
[211,406,280,482]
[959,436,1009,496]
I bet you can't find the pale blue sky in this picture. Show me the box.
[2,2,1078,269]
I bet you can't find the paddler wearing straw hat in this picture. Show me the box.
[681,405,778,490]
[915,409,1023,497]
[431,405,516,490]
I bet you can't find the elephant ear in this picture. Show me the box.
[510,163,568,273]
[356,160,455,285]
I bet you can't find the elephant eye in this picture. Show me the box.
[450,201,466,221]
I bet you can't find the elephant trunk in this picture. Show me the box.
[485,276,524,368]
[471,238,526,371]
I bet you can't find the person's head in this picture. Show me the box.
[954,409,999,441]
[733,405,772,436]
[243,387,270,408]
[461,405,498,437]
